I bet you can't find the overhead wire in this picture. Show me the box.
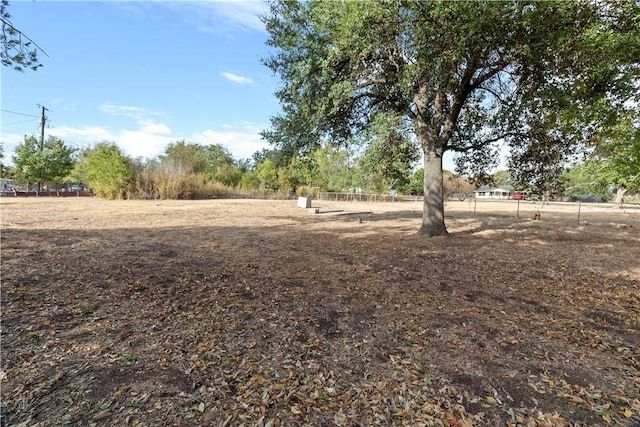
[2,110,92,153]
[1,109,40,118]
[4,118,39,126]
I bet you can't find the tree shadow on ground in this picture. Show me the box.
[1,219,638,426]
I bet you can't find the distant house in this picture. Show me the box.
[1,178,15,191]
[474,185,512,200]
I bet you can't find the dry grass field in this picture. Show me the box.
[1,197,639,426]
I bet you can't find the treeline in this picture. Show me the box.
[3,137,431,200]
[3,134,637,203]
[75,141,243,200]
[73,140,432,200]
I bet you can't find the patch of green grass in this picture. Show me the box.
[559,321,573,329]
[134,283,148,293]
[17,351,33,361]
[126,282,148,295]
[23,332,39,341]
[126,352,138,362]
[317,393,330,403]
[423,373,432,386]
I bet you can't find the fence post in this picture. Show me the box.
[516,199,520,219]
[577,201,581,224]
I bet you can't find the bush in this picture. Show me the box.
[190,180,235,199]
[129,166,238,200]
[75,142,132,200]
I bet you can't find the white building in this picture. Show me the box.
[1,179,16,191]
[474,185,512,200]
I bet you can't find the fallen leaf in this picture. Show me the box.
[92,410,111,421]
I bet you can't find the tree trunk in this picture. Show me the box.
[614,186,627,207]
[419,150,448,236]
[412,104,449,237]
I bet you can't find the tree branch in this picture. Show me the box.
[441,63,476,142]
[447,130,527,152]
[0,16,48,58]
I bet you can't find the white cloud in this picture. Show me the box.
[3,99,269,164]
[88,104,173,158]
[50,125,114,144]
[111,0,267,33]
[50,98,78,112]
[41,123,172,160]
[139,120,171,135]
[221,72,254,85]
[4,121,269,163]
[118,129,174,159]
[208,1,267,32]
[163,1,267,35]
[100,103,162,121]
[191,123,269,160]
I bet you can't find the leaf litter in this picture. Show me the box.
[1,198,638,426]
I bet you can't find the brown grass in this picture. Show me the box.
[1,198,639,426]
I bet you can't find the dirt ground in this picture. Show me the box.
[1,197,639,427]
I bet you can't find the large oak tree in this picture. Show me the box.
[261,0,639,236]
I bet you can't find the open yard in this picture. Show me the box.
[1,198,639,426]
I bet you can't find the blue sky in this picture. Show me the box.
[1,0,280,163]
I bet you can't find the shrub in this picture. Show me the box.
[75,142,132,199]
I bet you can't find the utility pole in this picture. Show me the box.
[37,105,47,192]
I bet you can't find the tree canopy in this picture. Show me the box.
[357,113,421,193]
[589,112,640,204]
[262,0,640,236]
[12,136,75,190]
[160,141,240,187]
[0,142,7,178]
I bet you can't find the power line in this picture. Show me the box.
[47,135,91,149]
[1,109,40,118]
[4,118,38,126]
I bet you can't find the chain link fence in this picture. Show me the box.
[313,194,640,227]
